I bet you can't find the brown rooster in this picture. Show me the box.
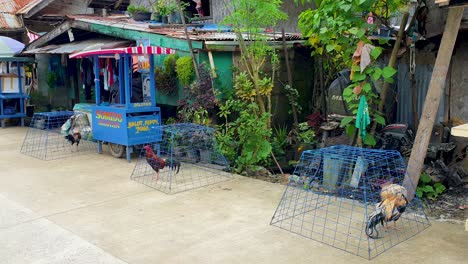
[366,184,408,239]
[143,145,181,180]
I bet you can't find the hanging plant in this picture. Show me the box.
[175,56,194,86]
[46,72,57,88]
[163,54,179,77]
[155,67,177,96]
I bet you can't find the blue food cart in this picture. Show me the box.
[69,46,174,161]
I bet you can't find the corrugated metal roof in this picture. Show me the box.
[0,13,23,29]
[15,0,49,15]
[1,0,31,12]
[0,0,31,30]
[23,38,130,54]
[70,15,304,42]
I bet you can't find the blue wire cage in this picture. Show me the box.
[131,123,232,194]
[270,145,430,260]
[20,111,97,160]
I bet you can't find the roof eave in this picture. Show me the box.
[204,40,307,51]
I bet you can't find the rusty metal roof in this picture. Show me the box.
[69,15,304,43]
[0,0,31,30]
[23,38,131,54]
[15,0,50,16]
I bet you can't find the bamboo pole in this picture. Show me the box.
[370,12,409,135]
[176,0,200,80]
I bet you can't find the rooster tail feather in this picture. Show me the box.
[176,163,180,174]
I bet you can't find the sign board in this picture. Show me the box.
[1,74,24,93]
[136,39,150,73]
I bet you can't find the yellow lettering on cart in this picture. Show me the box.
[128,121,143,129]
[136,126,150,133]
[128,119,159,134]
[132,102,152,107]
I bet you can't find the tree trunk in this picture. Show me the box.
[370,12,409,135]
[282,28,298,129]
[253,70,267,116]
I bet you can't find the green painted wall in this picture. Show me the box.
[199,51,233,98]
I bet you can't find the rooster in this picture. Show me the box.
[143,145,181,180]
[365,183,408,239]
[65,132,81,151]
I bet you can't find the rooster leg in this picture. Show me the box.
[383,222,401,231]
[152,171,160,181]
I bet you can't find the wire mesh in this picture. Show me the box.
[20,111,97,160]
[131,123,232,194]
[270,145,430,260]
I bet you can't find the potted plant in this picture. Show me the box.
[127,5,151,21]
[151,0,168,23]
[166,0,179,24]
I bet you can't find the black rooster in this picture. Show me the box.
[65,132,82,151]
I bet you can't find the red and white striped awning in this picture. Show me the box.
[127,46,176,55]
[69,46,176,59]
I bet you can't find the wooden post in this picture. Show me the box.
[404,7,464,199]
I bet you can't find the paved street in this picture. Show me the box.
[0,127,466,264]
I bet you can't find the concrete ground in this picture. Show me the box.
[0,127,466,264]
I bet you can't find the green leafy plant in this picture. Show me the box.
[175,56,194,86]
[163,54,179,76]
[272,124,288,157]
[222,0,287,128]
[284,84,302,125]
[215,100,238,162]
[416,172,446,200]
[297,0,407,145]
[215,98,273,173]
[297,122,316,144]
[177,63,217,124]
[152,0,179,16]
[339,50,397,146]
[127,5,150,15]
[28,89,49,112]
[46,72,58,105]
[235,102,272,172]
[165,117,176,124]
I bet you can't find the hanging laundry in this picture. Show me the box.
[103,66,109,91]
[107,58,114,86]
[351,41,375,80]
[356,95,370,138]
